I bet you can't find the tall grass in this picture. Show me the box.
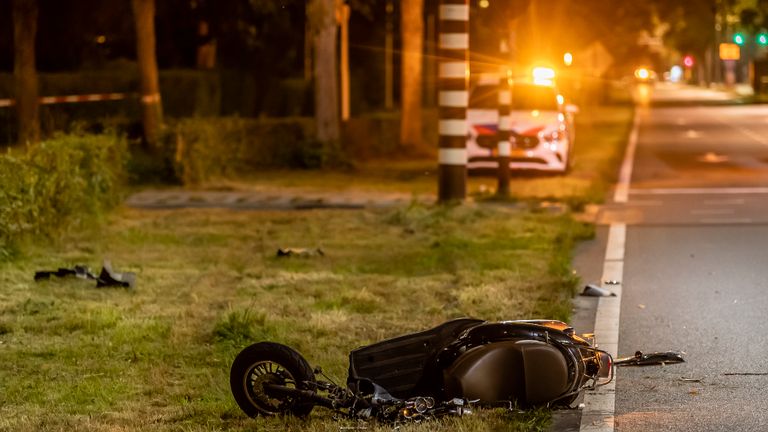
[0,203,591,431]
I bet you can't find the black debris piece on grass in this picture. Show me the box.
[615,351,685,366]
[34,260,135,289]
[276,248,325,258]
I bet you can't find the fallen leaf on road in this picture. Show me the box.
[637,304,646,309]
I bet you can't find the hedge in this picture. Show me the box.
[0,133,127,260]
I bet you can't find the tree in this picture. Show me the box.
[400,0,424,152]
[131,0,164,149]
[13,0,40,146]
[308,0,340,148]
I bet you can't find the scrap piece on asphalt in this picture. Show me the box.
[615,350,685,366]
[580,283,616,297]
[276,247,325,258]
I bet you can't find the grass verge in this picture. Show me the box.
[0,103,634,431]
[0,203,592,431]
[194,105,635,211]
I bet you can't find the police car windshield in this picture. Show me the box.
[469,82,559,111]
[511,84,558,111]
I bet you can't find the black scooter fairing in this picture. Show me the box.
[347,318,485,399]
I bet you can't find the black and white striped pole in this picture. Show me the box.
[437,0,469,203]
[496,72,511,197]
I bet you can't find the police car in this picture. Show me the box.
[466,69,575,174]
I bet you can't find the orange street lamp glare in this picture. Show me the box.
[563,52,573,66]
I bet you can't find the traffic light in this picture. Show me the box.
[734,33,745,45]
[758,33,768,46]
[683,55,694,68]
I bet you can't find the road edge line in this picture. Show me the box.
[579,224,625,432]
[579,107,640,432]
[613,110,640,203]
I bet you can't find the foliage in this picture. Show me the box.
[0,133,127,260]
[213,308,268,346]
[170,116,318,184]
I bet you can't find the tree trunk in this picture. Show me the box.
[13,0,40,147]
[400,0,424,151]
[309,0,340,147]
[131,0,163,149]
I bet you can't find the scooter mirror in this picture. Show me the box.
[596,350,614,385]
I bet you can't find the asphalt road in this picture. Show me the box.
[610,84,768,431]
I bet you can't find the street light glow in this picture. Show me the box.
[532,67,555,85]
[563,52,573,66]
[734,33,745,45]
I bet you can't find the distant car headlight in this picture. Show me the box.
[634,67,654,82]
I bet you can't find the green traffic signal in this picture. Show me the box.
[758,33,768,46]
[734,33,745,45]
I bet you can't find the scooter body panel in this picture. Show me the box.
[443,339,570,405]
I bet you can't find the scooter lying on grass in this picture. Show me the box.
[229,318,614,422]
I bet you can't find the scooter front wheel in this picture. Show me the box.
[230,341,316,417]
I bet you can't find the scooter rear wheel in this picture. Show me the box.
[230,341,316,417]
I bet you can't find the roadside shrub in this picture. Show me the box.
[172,116,318,184]
[0,133,127,260]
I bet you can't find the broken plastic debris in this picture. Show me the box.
[603,280,621,285]
[580,284,616,297]
[96,260,136,289]
[276,248,325,258]
[680,377,702,383]
[35,265,92,281]
[614,351,685,367]
[34,260,135,289]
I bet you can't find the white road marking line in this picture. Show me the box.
[614,111,641,203]
[580,224,625,432]
[690,208,735,215]
[631,187,768,195]
[581,109,639,432]
[706,111,768,146]
[698,218,753,224]
[627,200,662,207]
[703,198,746,205]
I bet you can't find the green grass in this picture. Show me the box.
[0,104,633,431]
[193,105,634,211]
[0,203,592,431]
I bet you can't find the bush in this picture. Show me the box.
[0,133,127,260]
[171,116,318,184]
